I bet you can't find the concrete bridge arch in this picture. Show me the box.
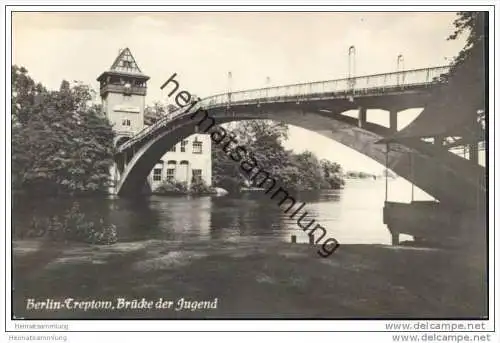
[115,104,484,210]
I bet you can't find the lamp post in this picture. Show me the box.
[227,71,232,106]
[397,54,404,72]
[385,144,389,202]
[348,46,356,94]
[265,76,270,97]
[397,54,404,86]
[348,45,356,79]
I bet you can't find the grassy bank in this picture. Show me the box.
[12,239,486,319]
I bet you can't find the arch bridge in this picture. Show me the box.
[114,65,485,213]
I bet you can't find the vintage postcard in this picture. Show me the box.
[3,4,495,342]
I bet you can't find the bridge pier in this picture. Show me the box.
[469,142,479,164]
[358,107,366,128]
[389,229,400,246]
[108,153,127,195]
[109,163,119,195]
[389,109,398,132]
[434,135,444,146]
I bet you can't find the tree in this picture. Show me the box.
[445,12,486,91]
[445,12,486,140]
[234,120,289,176]
[211,120,290,190]
[448,12,486,69]
[167,104,178,113]
[12,66,114,195]
[320,159,345,189]
[211,125,246,191]
[11,65,46,125]
[211,120,346,192]
[289,151,323,190]
[144,101,167,125]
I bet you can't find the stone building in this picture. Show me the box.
[97,48,212,192]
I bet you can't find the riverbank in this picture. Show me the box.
[12,239,486,319]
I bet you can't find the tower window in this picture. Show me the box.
[122,119,131,126]
[169,144,176,152]
[193,141,203,154]
[153,168,162,181]
[180,140,188,152]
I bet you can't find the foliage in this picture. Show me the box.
[144,101,168,125]
[445,12,486,95]
[144,100,185,126]
[235,120,290,177]
[284,151,323,191]
[26,202,117,245]
[11,65,46,125]
[447,12,486,69]
[211,127,247,192]
[277,152,344,191]
[444,12,486,138]
[167,104,179,113]
[190,176,217,195]
[211,120,345,192]
[155,179,189,194]
[154,177,216,195]
[345,171,376,179]
[320,159,345,189]
[12,66,115,195]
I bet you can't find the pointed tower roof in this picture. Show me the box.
[110,48,142,74]
[97,48,149,82]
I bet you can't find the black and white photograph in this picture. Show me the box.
[3,3,496,341]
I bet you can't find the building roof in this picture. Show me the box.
[97,47,150,82]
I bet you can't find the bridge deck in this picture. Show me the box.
[118,65,450,153]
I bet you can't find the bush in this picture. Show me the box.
[27,203,118,245]
[155,179,189,194]
[324,175,345,189]
[190,178,217,195]
[84,221,118,245]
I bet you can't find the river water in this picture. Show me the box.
[13,178,433,245]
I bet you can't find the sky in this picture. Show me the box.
[12,12,466,173]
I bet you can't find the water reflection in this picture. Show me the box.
[13,179,423,245]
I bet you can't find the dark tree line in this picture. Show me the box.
[446,12,487,129]
[12,66,115,195]
[210,120,345,192]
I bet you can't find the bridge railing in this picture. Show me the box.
[197,65,449,108]
[119,65,450,152]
